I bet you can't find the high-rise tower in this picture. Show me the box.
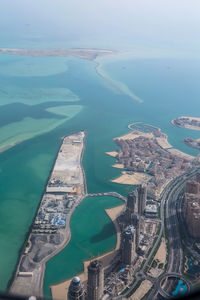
[126,189,138,224]
[121,225,136,265]
[138,184,147,215]
[68,277,85,300]
[87,260,104,300]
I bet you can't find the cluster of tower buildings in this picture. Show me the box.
[183,173,200,238]
[68,260,104,300]
[68,184,147,300]
[121,184,147,266]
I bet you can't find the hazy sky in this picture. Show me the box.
[1,0,200,50]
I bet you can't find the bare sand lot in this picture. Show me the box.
[111,172,152,185]
[128,280,153,300]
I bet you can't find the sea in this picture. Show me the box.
[0,42,200,297]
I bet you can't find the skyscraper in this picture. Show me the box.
[68,277,85,300]
[87,260,104,300]
[126,189,138,224]
[138,184,147,215]
[121,225,136,265]
[135,215,140,251]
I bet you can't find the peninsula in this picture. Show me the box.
[0,48,116,61]
[107,123,194,199]
[49,123,200,300]
[172,116,200,131]
[9,131,86,297]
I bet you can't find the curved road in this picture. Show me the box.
[115,167,200,299]
[147,167,200,300]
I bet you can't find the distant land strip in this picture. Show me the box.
[0,48,116,60]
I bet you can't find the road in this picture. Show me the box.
[147,167,200,300]
[115,167,200,300]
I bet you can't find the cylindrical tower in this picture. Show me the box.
[87,260,104,300]
[68,277,85,300]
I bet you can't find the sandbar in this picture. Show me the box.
[0,48,116,61]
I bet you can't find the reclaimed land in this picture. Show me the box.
[9,131,86,297]
[106,123,194,199]
[172,116,200,131]
[0,48,116,61]
[184,137,200,150]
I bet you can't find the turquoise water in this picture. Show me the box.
[0,52,200,294]
[172,280,188,296]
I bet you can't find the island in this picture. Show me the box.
[9,131,86,297]
[0,48,116,61]
[184,138,200,150]
[172,116,200,131]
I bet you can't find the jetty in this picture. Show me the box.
[9,131,86,297]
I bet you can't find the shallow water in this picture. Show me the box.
[0,52,199,294]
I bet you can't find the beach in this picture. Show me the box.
[111,172,152,185]
[51,204,125,300]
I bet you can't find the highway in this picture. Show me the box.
[115,167,200,300]
[146,167,200,300]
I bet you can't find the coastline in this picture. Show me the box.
[106,123,195,199]
[50,204,125,300]
[7,135,66,292]
[9,131,87,297]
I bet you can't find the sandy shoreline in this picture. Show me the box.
[111,172,152,185]
[106,122,194,193]
[105,151,118,157]
[51,204,125,300]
